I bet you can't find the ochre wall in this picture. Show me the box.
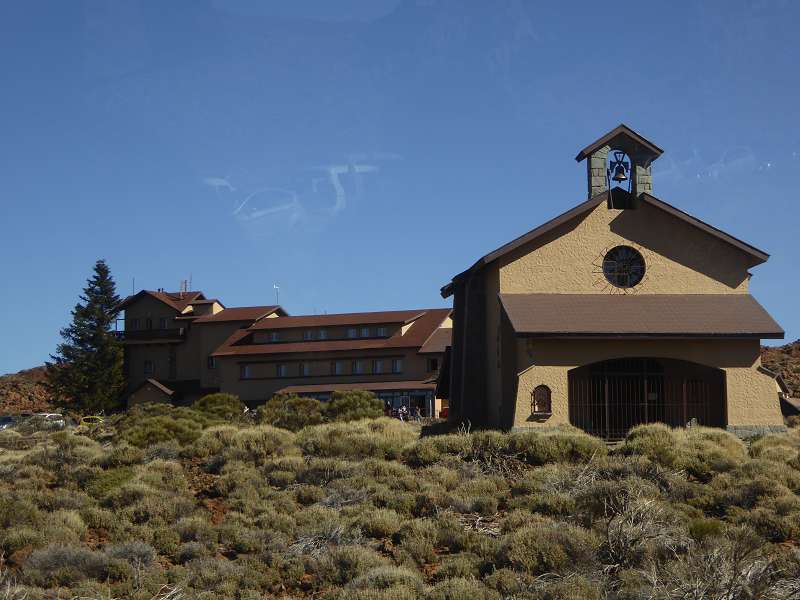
[511,338,782,429]
[124,296,180,329]
[217,348,439,405]
[498,201,753,295]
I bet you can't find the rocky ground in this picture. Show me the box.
[0,366,54,414]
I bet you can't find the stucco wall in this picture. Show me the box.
[127,382,171,407]
[218,348,438,405]
[512,338,782,430]
[498,201,753,295]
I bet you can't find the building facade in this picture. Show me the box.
[118,290,451,416]
[441,125,785,438]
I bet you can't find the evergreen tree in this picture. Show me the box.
[47,259,125,413]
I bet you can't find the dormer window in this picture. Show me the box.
[303,330,315,341]
[319,329,328,340]
[270,332,280,342]
[361,327,370,338]
[347,328,358,339]
[376,326,387,337]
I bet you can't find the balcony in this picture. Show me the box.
[115,328,185,342]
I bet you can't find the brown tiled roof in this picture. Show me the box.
[442,190,770,298]
[499,294,784,339]
[275,380,436,395]
[193,306,285,324]
[419,328,452,354]
[119,290,205,313]
[248,310,426,330]
[212,308,452,357]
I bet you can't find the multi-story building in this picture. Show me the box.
[118,289,451,416]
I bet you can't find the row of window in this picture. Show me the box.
[259,326,389,343]
[240,358,404,380]
[128,317,172,330]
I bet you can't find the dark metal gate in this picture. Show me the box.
[568,358,725,440]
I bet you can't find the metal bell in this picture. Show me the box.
[611,163,628,182]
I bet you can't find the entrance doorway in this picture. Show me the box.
[568,357,725,440]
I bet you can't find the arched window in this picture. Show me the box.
[532,385,552,415]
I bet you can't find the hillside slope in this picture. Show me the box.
[0,365,54,413]
[762,340,800,396]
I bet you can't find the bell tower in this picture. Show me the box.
[575,124,663,208]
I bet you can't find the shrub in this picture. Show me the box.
[325,390,384,422]
[621,423,681,467]
[348,565,425,592]
[314,545,391,585]
[357,508,403,539]
[297,418,417,459]
[427,577,500,600]
[23,544,109,586]
[432,552,482,581]
[121,415,203,448]
[397,519,438,564]
[192,393,245,421]
[510,430,607,465]
[226,425,297,465]
[84,466,136,499]
[258,393,324,431]
[104,541,156,567]
[497,519,599,575]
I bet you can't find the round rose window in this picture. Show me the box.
[602,245,645,288]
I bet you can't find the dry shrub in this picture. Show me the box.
[314,545,390,585]
[509,429,607,465]
[348,565,425,594]
[259,393,324,431]
[397,519,438,565]
[325,390,384,422]
[497,518,599,575]
[23,544,109,586]
[297,418,417,460]
[427,577,500,600]
[225,425,297,465]
[432,552,481,581]
[191,425,240,459]
[357,507,403,539]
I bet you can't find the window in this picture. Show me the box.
[376,326,387,337]
[532,385,552,415]
[361,327,370,338]
[331,361,344,375]
[602,245,645,288]
[276,364,289,377]
[145,318,153,330]
[269,331,280,342]
[159,317,169,329]
[391,358,403,374]
[207,356,217,369]
[373,359,385,374]
[302,362,312,376]
[318,329,328,340]
[240,365,252,379]
[347,328,358,339]
[303,330,315,340]
[426,358,439,372]
[353,360,365,374]
[129,318,140,330]
[143,360,155,376]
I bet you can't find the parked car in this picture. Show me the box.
[0,415,23,430]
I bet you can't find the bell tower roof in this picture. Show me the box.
[575,123,663,164]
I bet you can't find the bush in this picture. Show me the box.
[258,393,324,431]
[85,466,135,499]
[510,430,607,465]
[120,415,203,448]
[315,545,391,585]
[357,508,403,539]
[497,519,599,575]
[427,577,500,600]
[297,418,417,459]
[326,390,384,422]
[104,541,156,567]
[349,566,425,592]
[23,544,109,586]
[432,552,481,581]
[192,393,245,421]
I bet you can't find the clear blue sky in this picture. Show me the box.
[1,1,798,375]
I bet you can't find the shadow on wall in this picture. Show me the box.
[609,207,750,290]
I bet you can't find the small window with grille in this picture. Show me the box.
[532,385,552,415]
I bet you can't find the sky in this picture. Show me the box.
[1,0,799,375]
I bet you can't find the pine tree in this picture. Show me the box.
[47,259,125,413]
